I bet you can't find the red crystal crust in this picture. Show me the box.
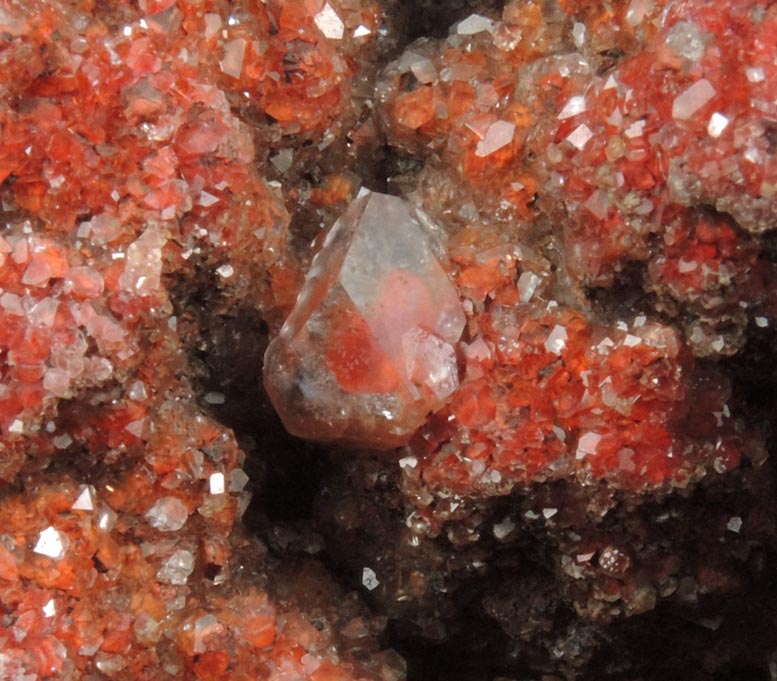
[1,0,401,679]
[2,0,776,676]
[380,0,777,357]
[359,0,773,514]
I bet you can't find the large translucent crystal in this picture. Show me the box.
[264,191,465,449]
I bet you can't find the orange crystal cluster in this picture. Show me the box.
[380,0,777,356]
[3,0,777,676]
[365,0,775,517]
[410,305,740,500]
[1,0,403,678]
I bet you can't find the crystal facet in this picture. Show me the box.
[34,526,67,560]
[264,191,465,449]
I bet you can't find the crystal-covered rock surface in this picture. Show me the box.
[264,191,465,449]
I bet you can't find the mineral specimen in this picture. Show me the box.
[0,0,402,679]
[3,0,777,678]
[313,0,777,677]
[264,190,465,449]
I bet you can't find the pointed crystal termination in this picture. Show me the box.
[264,191,466,449]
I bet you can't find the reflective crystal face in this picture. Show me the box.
[264,191,465,449]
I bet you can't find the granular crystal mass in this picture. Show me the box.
[2,0,777,679]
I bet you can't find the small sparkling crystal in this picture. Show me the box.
[493,517,515,539]
[72,485,95,511]
[42,599,56,618]
[726,516,743,533]
[545,325,568,355]
[558,95,587,120]
[707,112,729,138]
[314,3,345,40]
[209,472,225,495]
[576,432,602,460]
[361,567,380,590]
[146,497,189,532]
[475,121,516,157]
[157,550,195,585]
[567,123,594,150]
[34,526,67,559]
[672,79,715,120]
[456,14,494,35]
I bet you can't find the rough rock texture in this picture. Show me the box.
[3,0,777,680]
[0,1,401,679]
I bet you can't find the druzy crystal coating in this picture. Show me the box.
[264,191,465,449]
[3,0,777,677]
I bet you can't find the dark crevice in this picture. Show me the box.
[384,0,506,43]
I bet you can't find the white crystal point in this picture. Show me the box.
[34,526,67,559]
[672,79,715,120]
[456,14,494,35]
[475,121,516,157]
[264,191,465,449]
[314,3,345,40]
[157,549,195,585]
[72,485,96,511]
[146,497,189,532]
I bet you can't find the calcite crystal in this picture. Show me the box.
[4,0,777,678]
[264,191,465,449]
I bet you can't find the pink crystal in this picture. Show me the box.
[672,78,715,120]
[264,191,465,449]
[475,121,516,157]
